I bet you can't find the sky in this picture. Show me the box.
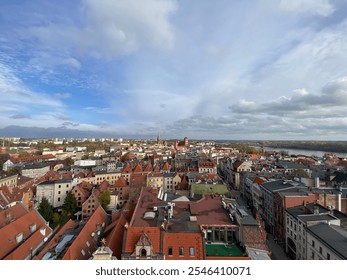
[1,0,347,140]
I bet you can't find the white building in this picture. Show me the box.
[36,178,78,208]
[285,203,343,260]
[306,223,347,260]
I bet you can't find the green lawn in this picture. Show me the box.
[205,244,244,257]
[191,184,229,195]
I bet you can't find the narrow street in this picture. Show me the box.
[266,234,289,260]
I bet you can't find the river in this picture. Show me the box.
[263,146,347,158]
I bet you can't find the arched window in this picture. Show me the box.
[141,248,147,257]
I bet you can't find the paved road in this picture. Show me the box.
[266,234,289,260]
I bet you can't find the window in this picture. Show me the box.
[58,197,61,202]
[312,240,315,247]
[327,253,330,260]
[168,247,173,256]
[319,247,322,254]
[179,247,184,256]
[16,233,23,244]
[58,191,61,194]
[141,249,147,257]
[81,249,85,256]
[189,247,195,257]
[29,223,36,233]
[58,185,61,188]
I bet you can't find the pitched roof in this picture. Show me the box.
[163,232,204,260]
[162,162,170,171]
[144,162,153,172]
[114,176,127,187]
[0,204,52,259]
[124,227,162,253]
[122,165,133,173]
[34,219,78,260]
[133,163,143,173]
[241,225,268,251]
[62,206,108,260]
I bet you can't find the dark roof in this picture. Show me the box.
[276,160,307,169]
[307,223,347,259]
[261,180,301,193]
[286,203,329,218]
[163,172,175,178]
[299,214,338,223]
[332,172,347,184]
[22,163,50,170]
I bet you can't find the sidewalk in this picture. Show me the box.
[266,234,289,260]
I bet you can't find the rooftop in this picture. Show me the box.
[191,184,229,195]
[307,223,347,259]
[205,243,244,257]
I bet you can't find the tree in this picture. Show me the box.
[65,157,74,166]
[62,191,77,217]
[38,197,53,223]
[99,190,111,211]
[6,166,21,176]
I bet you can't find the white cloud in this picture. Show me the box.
[27,0,177,59]
[60,57,81,70]
[54,93,71,99]
[0,62,62,108]
[279,0,335,17]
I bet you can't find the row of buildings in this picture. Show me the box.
[219,151,347,259]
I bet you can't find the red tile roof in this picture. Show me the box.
[0,204,53,259]
[133,163,143,173]
[4,224,52,260]
[124,227,162,253]
[144,162,152,172]
[241,225,268,251]
[114,176,127,187]
[104,213,128,259]
[163,232,204,260]
[153,164,160,172]
[122,165,133,173]
[10,154,55,164]
[62,206,108,260]
[190,195,238,227]
[34,219,78,260]
[162,162,170,171]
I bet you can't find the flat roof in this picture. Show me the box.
[205,244,244,257]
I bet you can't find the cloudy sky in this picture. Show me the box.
[1,0,347,140]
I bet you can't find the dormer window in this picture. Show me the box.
[141,249,147,257]
[29,223,37,233]
[16,232,23,244]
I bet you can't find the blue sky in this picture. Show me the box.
[1,0,347,140]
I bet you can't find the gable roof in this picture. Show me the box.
[62,206,108,260]
[114,176,127,187]
[0,204,53,259]
[124,227,162,254]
